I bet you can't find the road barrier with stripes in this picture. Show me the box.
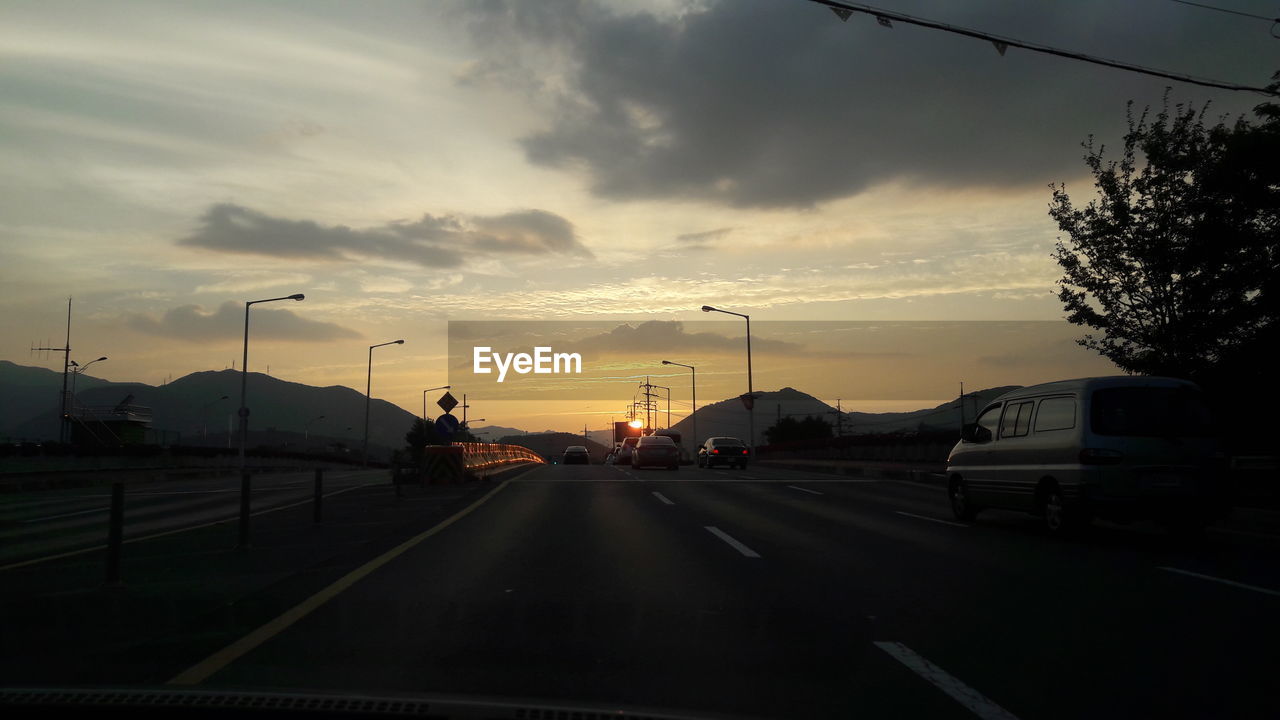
[410,443,545,485]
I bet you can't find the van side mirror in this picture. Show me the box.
[961,423,992,443]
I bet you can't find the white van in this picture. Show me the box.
[945,376,1227,535]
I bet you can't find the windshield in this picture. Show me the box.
[1091,386,1217,437]
[2,2,1274,719]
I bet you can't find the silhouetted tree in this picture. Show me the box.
[765,415,834,445]
[405,417,445,460]
[1049,81,1278,389]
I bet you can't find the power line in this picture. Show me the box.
[808,0,1280,96]
[1168,0,1279,24]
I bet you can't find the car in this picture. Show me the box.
[697,437,749,469]
[946,376,1228,536]
[632,435,679,470]
[616,436,639,465]
[562,445,590,465]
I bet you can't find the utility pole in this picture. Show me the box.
[32,297,72,443]
[836,399,844,437]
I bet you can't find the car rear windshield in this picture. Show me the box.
[1090,386,1216,437]
[712,439,744,447]
[638,436,675,445]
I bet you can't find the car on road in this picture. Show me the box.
[946,376,1228,536]
[562,445,590,465]
[698,437,750,469]
[632,435,679,470]
[616,436,640,465]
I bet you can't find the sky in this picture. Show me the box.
[1,0,1275,433]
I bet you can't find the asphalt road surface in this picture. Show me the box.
[126,461,1280,719]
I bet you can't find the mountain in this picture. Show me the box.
[469,424,527,441]
[668,385,1023,447]
[0,364,420,460]
[496,432,611,463]
[0,360,126,438]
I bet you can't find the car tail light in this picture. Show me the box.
[1079,448,1124,465]
[741,449,748,455]
[712,449,720,454]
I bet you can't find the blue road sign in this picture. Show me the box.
[435,413,460,437]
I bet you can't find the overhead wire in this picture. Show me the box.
[805,0,1279,96]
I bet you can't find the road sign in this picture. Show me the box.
[435,413,460,437]
[740,393,755,410]
[437,391,458,413]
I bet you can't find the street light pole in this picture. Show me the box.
[237,292,304,549]
[661,360,696,449]
[202,394,229,442]
[702,305,754,456]
[422,385,451,425]
[305,414,325,442]
[364,339,405,467]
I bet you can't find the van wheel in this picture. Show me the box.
[949,478,977,521]
[1041,484,1080,536]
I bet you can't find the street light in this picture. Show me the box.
[69,356,107,413]
[662,360,696,448]
[202,395,229,442]
[238,292,304,549]
[422,385,451,424]
[364,339,404,467]
[305,414,325,442]
[702,304,755,455]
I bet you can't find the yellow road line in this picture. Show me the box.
[167,476,519,685]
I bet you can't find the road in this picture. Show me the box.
[138,461,1280,719]
[0,469,382,568]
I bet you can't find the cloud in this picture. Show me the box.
[463,0,1266,208]
[572,320,801,355]
[674,227,733,249]
[126,301,361,342]
[179,203,592,267]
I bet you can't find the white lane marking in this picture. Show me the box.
[740,475,758,480]
[786,485,824,496]
[23,507,109,523]
[896,511,969,528]
[651,492,675,505]
[1159,567,1280,598]
[874,641,1021,720]
[704,526,760,558]
[1207,526,1280,542]
[20,483,337,523]
[0,483,375,572]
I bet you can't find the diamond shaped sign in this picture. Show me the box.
[437,391,458,413]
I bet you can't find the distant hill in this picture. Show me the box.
[496,432,611,463]
[0,360,124,438]
[0,364,421,461]
[669,385,1022,447]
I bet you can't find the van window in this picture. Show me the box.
[1000,401,1033,438]
[967,404,1001,443]
[1034,396,1076,432]
[1091,386,1215,437]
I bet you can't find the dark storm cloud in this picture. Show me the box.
[179,203,591,266]
[463,0,1270,208]
[126,301,362,342]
